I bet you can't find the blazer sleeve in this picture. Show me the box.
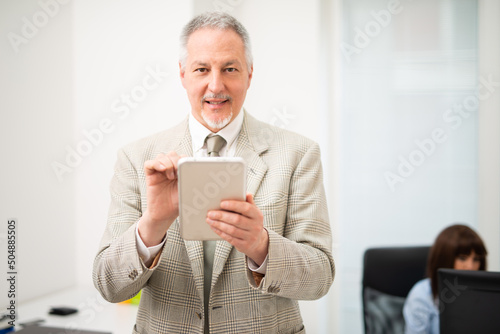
[247,141,335,300]
[92,147,159,303]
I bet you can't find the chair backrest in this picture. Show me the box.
[362,246,430,334]
[438,268,500,334]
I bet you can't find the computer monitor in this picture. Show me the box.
[438,268,500,334]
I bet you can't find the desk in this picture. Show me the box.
[16,287,138,333]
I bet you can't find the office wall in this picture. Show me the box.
[0,0,76,303]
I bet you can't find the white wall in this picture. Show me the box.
[0,0,76,303]
[232,0,323,144]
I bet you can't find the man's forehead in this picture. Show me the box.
[187,27,243,45]
[185,29,246,67]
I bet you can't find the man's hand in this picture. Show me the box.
[139,151,183,247]
[206,193,269,266]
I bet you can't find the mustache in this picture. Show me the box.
[201,94,232,103]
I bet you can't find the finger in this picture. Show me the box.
[144,157,168,175]
[209,225,242,247]
[208,218,263,256]
[220,199,257,220]
[207,217,246,240]
[158,152,181,179]
[164,151,186,179]
[145,152,181,179]
[207,210,246,228]
[246,193,255,204]
[165,151,183,167]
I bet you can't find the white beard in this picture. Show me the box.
[202,110,233,130]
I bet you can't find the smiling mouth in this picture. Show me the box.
[205,99,228,105]
[202,94,232,107]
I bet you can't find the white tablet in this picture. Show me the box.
[177,157,247,240]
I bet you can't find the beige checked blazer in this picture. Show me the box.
[93,112,335,334]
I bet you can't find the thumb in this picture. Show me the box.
[246,192,255,204]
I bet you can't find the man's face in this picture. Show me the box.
[180,28,253,132]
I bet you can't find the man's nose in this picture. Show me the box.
[208,72,224,93]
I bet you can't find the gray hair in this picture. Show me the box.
[179,11,253,72]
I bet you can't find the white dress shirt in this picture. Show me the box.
[135,111,268,272]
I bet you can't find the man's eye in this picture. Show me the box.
[225,68,237,72]
[195,68,207,73]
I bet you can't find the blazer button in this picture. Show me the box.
[128,269,138,280]
[268,286,280,293]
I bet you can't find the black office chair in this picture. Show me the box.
[362,246,430,334]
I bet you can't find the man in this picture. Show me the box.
[93,11,334,334]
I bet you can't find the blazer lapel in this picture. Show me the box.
[175,119,193,157]
[236,112,269,196]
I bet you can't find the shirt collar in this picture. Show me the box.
[189,109,245,154]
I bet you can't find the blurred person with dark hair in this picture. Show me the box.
[403,224,487,334]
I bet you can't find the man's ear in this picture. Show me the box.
[247,65,253,89]
[179,62,186,88]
